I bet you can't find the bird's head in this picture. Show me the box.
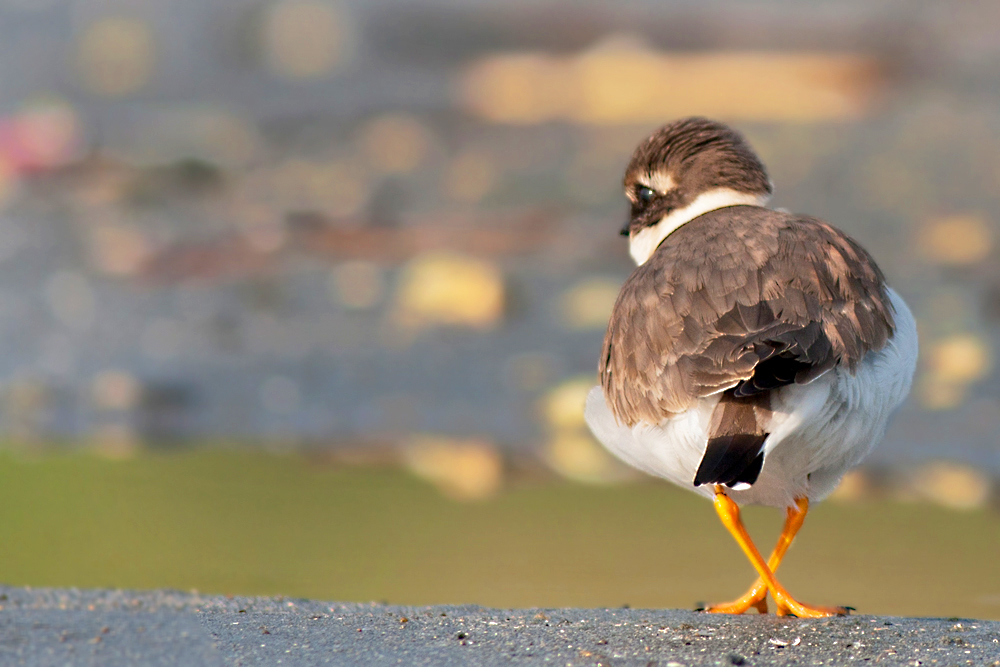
[621,117,773,265]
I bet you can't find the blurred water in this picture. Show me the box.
[0,0,997,471]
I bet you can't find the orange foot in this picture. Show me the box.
[708,490,854,618]
[772,592,851,618]
[701,582,768,614]
[701,586,850,617]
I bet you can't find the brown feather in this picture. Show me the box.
[600,205,894,426]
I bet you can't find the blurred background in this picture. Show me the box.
[0,0,998,620]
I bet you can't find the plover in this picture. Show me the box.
[584,117,918,617]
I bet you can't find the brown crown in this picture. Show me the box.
[624,117,772,198]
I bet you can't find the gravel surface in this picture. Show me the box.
[0,586,998,666]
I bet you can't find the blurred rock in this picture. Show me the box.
[359,114,433,175]
[920,333,992,410]
[76,16,154,96]
[269,159,370,218]
[928,334,992,383]
[115,112,258,169]
[538,377,634,483]
[918,214,993,266]
[140,318,184,361]
[442,151,496,203]
[91,423,140,460]
[38,333,76,378]
[305,441,402,467]
[404,436,503,501]
[502,351,561,393]
[328,260,385,310]
[542,431,634,484]
[43,271,95,332]
[565,143,623,204]
[918,381,967,411]
[88,223,150,276]
[827,468,875,502]
[7,98,81,171]
[365,178,409,228]
[559,277,620,329]
[91,370,141,411]
[923,287,977,334]
[902,461,993,510]
[539,377,593,431]
[392,252,504,330]
[1,378,51,443]
[459,35,882,124]
[262,1,350,79]
[259,375,301,416]
[0,156,17,208]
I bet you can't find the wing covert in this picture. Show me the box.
[600,206,894,426]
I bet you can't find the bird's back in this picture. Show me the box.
[601,205,894,424]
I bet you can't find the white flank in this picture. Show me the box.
[629,189,770,266]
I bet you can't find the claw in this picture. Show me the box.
[774,597,850,618]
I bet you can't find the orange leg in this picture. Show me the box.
[703,496,809,614]
[707,487,849,617]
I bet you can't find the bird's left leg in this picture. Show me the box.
[702,496,809,614]
[710,487,848,617]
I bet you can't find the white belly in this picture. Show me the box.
[584,288,918,508]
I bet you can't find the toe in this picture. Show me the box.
[776,601,850,618]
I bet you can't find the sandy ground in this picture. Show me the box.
[0,586,998,666]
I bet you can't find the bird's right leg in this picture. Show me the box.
[702,496,809,614]
[708,488,848,617]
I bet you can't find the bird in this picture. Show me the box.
[584,117,918,617]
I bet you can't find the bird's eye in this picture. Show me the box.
[636,186,656,204]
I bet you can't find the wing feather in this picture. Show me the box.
[600,206,894,426]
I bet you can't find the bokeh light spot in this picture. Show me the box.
[88,224,150,276]
[459,37,883,125]
[392,253,505,330]
[329,261,385,310]
[359,114,432,175]
[263,1,346,79]
[91,370,141,411]
[559,278,621,330]
[442,151,496,203]
[920,333,992,410]
[77,16,155,96]
[918,214,993,265]
[404,436,503,501]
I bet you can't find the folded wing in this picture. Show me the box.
[600,206,895,486]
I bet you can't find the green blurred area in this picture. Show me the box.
[0,449,997,620]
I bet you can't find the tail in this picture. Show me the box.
[693,390,771,490]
